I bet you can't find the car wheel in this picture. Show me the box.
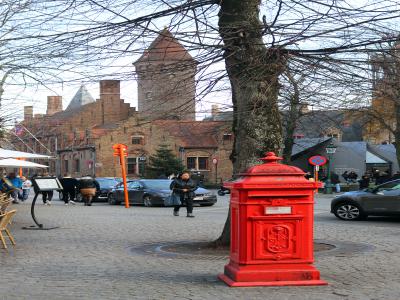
[143,195,153,207]
[108,193,120,205]
[76,193,83,203]
[217,190,226,196]
[333,203,366,221]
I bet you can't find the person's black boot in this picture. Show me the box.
[187,213,195,218]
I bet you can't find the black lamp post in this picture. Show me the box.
[324,142,337,194]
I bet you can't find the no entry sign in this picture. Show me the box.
[308,155,327,166]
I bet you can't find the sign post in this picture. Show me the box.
[23,177,63,230]
[308,155,327,193]
[113,144,129,208]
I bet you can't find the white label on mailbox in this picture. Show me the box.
[265,206,292,215]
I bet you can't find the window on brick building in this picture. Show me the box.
[223,133,233,141]
[187,157,196,169]
[198,157,209,170]
[145,91,152,100]
[186,157,209,170]
[127,157,137,174]
[74,159,80,172]
[64,160,69,173]
[132,136,144,145]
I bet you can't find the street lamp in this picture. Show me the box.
[324,142,337,194]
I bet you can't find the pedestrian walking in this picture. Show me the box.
[79,175,99,206]
[21,176,32,202]
[170,171,198,218]
[59,174,78,205]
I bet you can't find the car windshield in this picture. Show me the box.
[141,180,171,190]
[97,178,121,188]
[376,180,400,192]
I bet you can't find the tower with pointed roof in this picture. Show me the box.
[134,29,196,121]
[66,85,95,111]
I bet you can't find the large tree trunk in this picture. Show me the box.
[214,0,286,247]
[395,103,400,169]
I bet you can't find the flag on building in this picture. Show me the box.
[15,124,24,136]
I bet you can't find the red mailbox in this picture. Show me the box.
[218,152,327,287]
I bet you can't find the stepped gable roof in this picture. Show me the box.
[66,85,95,111]
[135,28,195,64]
[153,120,229,148]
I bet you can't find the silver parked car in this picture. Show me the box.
[331,179,400,220]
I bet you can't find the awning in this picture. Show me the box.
[0,148,52,159]
[0,158,48,168]
[366,151,387,164]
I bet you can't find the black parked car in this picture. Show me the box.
[108,179,217,207]
[331,179,400,220]
[76,177,121,202]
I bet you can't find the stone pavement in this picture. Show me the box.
[1,193,400,300]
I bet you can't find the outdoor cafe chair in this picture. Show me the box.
[0,209,16,249]
[0,197,11,215]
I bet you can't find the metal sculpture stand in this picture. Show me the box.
[22,193,59,230]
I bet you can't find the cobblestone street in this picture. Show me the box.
[1,193,400,300]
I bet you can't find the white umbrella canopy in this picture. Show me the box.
[0,158,48,168]
[0,148,52,159]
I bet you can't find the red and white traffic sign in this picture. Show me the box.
[212,158,218,165]
[308,155,327,166]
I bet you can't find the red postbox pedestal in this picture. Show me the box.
[218,152,327,287]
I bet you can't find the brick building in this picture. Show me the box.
[13,29,234,182]
[134,28,196,121]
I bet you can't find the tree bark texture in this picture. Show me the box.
[215,0,286,246]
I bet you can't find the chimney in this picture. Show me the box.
[47,96,63,115]
[211,105,220,119]
[300,103,309,114]
[100,80,120,96]
[24,106,33,121]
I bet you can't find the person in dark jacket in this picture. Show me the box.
[170,171,198,218]
[59,174,78,205]
[331,172,341,193]
[79,175,99,206]
[358,173,370,190]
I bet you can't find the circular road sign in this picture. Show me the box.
[212,158,218,165]
[308,155,327,166]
